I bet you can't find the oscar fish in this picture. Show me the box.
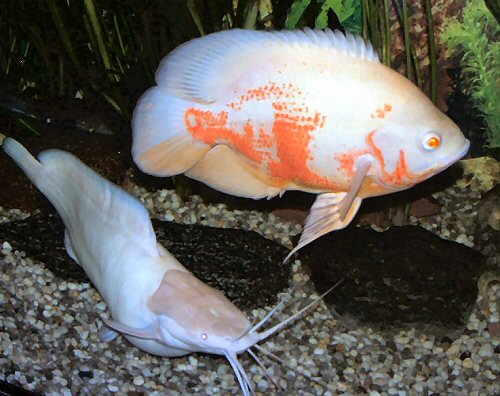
[131,28,470,259]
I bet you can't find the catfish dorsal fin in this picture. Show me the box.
[3,138,160,258]
[156,28,380,104]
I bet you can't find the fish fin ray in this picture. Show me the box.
[285,193,362,261]
[338,154,373,219]
[132,87,210,176]
[185,145,282,199]
[285,154,373,261]
[155,29,379,104]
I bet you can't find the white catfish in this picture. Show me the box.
[3,137,334,395]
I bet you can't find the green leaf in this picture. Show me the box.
[285,0,312,29]
[314,0,362,34]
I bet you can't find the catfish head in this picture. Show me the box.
[106,269,336,396]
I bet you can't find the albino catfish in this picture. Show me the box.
[3,137,334,395]
[132,28,470,260]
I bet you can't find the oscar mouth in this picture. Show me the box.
[436,138,471,174]
[455,139,471,162]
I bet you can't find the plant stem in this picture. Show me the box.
[383,0,391,66]
[244,0,259,30]
[401,0,413,81]
[187,0,205,35]
[45,0,81,72]
[113,15,127,57]
[84,0,117,82]
[58,57,64,97]
[425,0,437,103]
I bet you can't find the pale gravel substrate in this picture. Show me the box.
[0,183,498,395]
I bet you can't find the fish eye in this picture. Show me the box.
[200,333,208,341]
[422,131,441,151]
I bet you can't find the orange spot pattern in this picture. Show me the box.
[185,108,267,164]
[227,82,304,111]
[269,111,332,189]
[185,82,336,189]
[370,103,393,119]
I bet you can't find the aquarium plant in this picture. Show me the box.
[440,0,500,148]
[0,0,464,143]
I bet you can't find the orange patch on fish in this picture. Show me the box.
[366,130,416,186]
[186,82,336,190]
[393,150,413,183]
[185,108,265,164]
[336,150,369,177]
[366,131,386,169]
[227,82,304,112]
[370,103,393,119]
[268,110,335,189]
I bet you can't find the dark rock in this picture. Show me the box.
[0,212,291,311]
[409,197,441,217]
[401,347,413,359]
[272,208,308,225]
[151,218,291,310]
[488,322,500,338]
[474,185,500,266]
[294,225,487,335]
[78,370,93,379]
[356,211,390,229]
[0,380,37,396]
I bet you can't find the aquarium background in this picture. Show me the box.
[0,1,498,395]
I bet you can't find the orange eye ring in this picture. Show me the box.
[423,132,441,151]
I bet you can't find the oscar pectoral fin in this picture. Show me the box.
[285,155,373,262]
[284,193,363,262]
[337,155,373,220]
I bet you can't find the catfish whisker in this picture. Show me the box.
[229,280,344,394]
[232,322,254,342]
[226,352,254,396]
[254,344,333,391]
[255,279,343,343]
[253,344,285,365]
[247,347,283,394]
[233,353,255,395]
[249,299,286,334]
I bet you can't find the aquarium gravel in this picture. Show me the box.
[0,183,498,395]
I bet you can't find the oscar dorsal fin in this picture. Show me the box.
[155,28,380,104]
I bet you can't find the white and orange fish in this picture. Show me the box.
[132,28,470,259]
